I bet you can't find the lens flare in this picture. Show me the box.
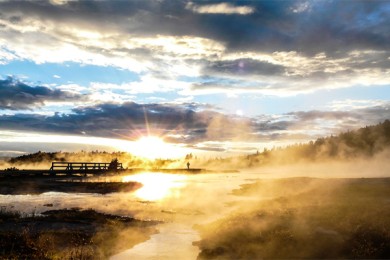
[119,136,187,159]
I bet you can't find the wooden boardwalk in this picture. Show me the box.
[0,161,124,177]
[0,161,210,177]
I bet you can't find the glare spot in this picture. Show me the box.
[122,173,187,201]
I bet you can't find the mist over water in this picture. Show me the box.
[2,155,390,259]
[0,172,265,259]
[111,172,264,259]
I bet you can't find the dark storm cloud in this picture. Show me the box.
[204,59,285,76]
[70,102,208,132]
[1,101,389,146]
[0,102,209,140]
[188,0,389,55]
[0,77,85,110]
[0,101,284,143]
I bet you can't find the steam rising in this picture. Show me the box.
[1,122,390,258]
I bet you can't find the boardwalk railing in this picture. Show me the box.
[50,162,123,171]
[0,161,124,177]
[49,161,124,175]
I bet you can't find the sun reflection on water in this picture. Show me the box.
[122,172,187,201]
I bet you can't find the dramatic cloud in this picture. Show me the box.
[0,0,388,154]
[0,102,195,136]
[0,101,389,151]
[0,0,388,97]
[0,77,85,110]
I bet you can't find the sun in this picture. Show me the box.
[127,136,182,160]
[114,134,191,160]
[136,136,165,148]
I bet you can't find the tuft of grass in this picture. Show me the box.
[0,208,159,259]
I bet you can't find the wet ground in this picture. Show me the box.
[2,167,390,259]
[0,172,261,259]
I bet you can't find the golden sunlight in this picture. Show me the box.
[123,173,187,201]
[125,136,185,159]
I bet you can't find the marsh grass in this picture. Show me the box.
[196,178,390,259]
[0,208,159,259]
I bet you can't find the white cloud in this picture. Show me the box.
[89,90,135,104]
[186,2,255,15]
[91,75,191,95]
[0,12,223,77]
[0,130,130,148]
[0,46,17,64]
[147,97,167,101]
[329,99,390,111]
[127,35,225,57]
[0,17,149,72]
[0,4,388,99]
[173,96,194,103]
[192,50,390,96]
[56,83,88,94]
[49,0,69,5]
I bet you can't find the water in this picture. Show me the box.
[111,172,262,260]
[111,223,200,260]
[0,172,264,259]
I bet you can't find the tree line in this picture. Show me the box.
[5,120,390,169]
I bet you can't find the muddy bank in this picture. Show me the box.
[0,177,142,195]
[0,208,159,259]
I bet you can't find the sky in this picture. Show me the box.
[0,0,389,158]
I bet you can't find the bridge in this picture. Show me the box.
[0,160,124,177]
[49,161,124,175]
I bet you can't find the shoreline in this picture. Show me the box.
[0,177,142,195]
[0,168,240,177]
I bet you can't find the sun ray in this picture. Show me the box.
[143,106,151,137]
[116,135,187,160]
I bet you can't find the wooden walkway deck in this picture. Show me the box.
[0,160,208,177]
[0,161,124,177]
